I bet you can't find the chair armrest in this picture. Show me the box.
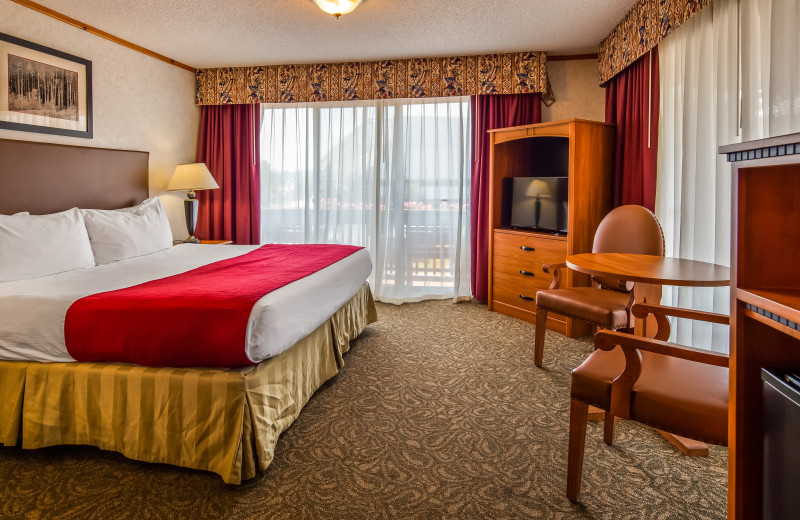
[631,303,729,340]
[542,262,567,289]
[593,330,729,418]
[611,279,633,292]
[594,330,729,367]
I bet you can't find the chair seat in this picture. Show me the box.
[536,288,630,329]
[571,346,728,445]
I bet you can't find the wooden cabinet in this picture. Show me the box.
[487,119,614,337]
[721,133,800,520]
[491,230,568,329]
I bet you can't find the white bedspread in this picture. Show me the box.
[0,245,372,363]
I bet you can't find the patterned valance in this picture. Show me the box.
[599,0,712,84]
[195,52,553,106]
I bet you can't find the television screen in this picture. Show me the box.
[510,177,568,233]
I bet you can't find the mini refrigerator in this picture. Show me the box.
[762,369,800,520]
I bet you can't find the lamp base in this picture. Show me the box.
[183,197,200,243]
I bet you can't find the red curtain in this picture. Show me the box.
[196,104,261,245]
[470,93,541,302]
[605,48,659,210]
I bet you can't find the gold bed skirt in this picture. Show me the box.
[0,284,377,484]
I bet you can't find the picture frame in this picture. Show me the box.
[0,32,92,138]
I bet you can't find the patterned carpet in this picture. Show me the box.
[0,300,727,519]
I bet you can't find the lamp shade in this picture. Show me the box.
[167,163,219,191]
[312,0,362,17]
[525,179,552,198]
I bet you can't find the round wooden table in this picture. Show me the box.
[566,253,730,337]
[565,252,731,456]
[566,253,730,288]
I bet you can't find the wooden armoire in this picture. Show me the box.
[486,119,615,337]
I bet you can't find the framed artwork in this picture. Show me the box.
[0,32,92,138]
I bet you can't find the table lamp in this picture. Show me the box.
[525,179,552,229]
[167,163,219,243]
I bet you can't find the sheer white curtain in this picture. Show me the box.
[656,0,739,351]
[741,0,800,140]
[656,0,800,351]
[260,97,471,304]
[260,101,378,247]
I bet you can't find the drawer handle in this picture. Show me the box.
[519,294,534,301]
[519,270,535,277]
[520,245,536,252]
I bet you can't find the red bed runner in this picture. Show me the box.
[65,244,363,367]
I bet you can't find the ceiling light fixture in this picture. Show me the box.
[311,0,363,19]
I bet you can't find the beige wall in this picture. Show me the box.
[0,1,200,239]
[542,59,606,123]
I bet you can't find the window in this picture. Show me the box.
[260,97,471,303]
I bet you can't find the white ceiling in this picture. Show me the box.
[32,0,633,68]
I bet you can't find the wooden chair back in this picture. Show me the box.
[591,205,665,291]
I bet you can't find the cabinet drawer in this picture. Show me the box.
[493,231,567,264]
[493,254,553,292]
[492,278,542,313]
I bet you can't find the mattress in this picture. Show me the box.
[0,284,378,484]
[0,244,372,363]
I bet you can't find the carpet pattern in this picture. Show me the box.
[0,300,727,519]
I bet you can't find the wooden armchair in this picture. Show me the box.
[565,303,730,502]
[534,205,664,367]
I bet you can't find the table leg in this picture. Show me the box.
[588,406,605,421]
[657,430,709,456]
[631,283,710,457]
[632,283,662,337]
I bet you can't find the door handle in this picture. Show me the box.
[520,245,535,251]
[519,270,535,277]
[519,294,534,301]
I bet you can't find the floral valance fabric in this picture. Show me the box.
[599,0,711,84]
[195,52,553,106]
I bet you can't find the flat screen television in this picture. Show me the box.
[509,176,568,234]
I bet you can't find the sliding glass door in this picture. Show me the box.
[260,97,471,303]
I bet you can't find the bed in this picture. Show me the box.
[0,138,377,484]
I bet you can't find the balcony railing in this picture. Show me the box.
[261,207,467,289]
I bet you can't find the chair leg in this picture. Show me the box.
[603,412,615,445]
[534,308,548,367]
[566,398,589,502]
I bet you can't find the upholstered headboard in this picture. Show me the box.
[0,138,149,215]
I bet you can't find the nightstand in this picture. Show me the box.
[174,240,233,245]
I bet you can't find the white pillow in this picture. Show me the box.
[0,208,96,283]
[81,197,173,265]
[116,197,162,214]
